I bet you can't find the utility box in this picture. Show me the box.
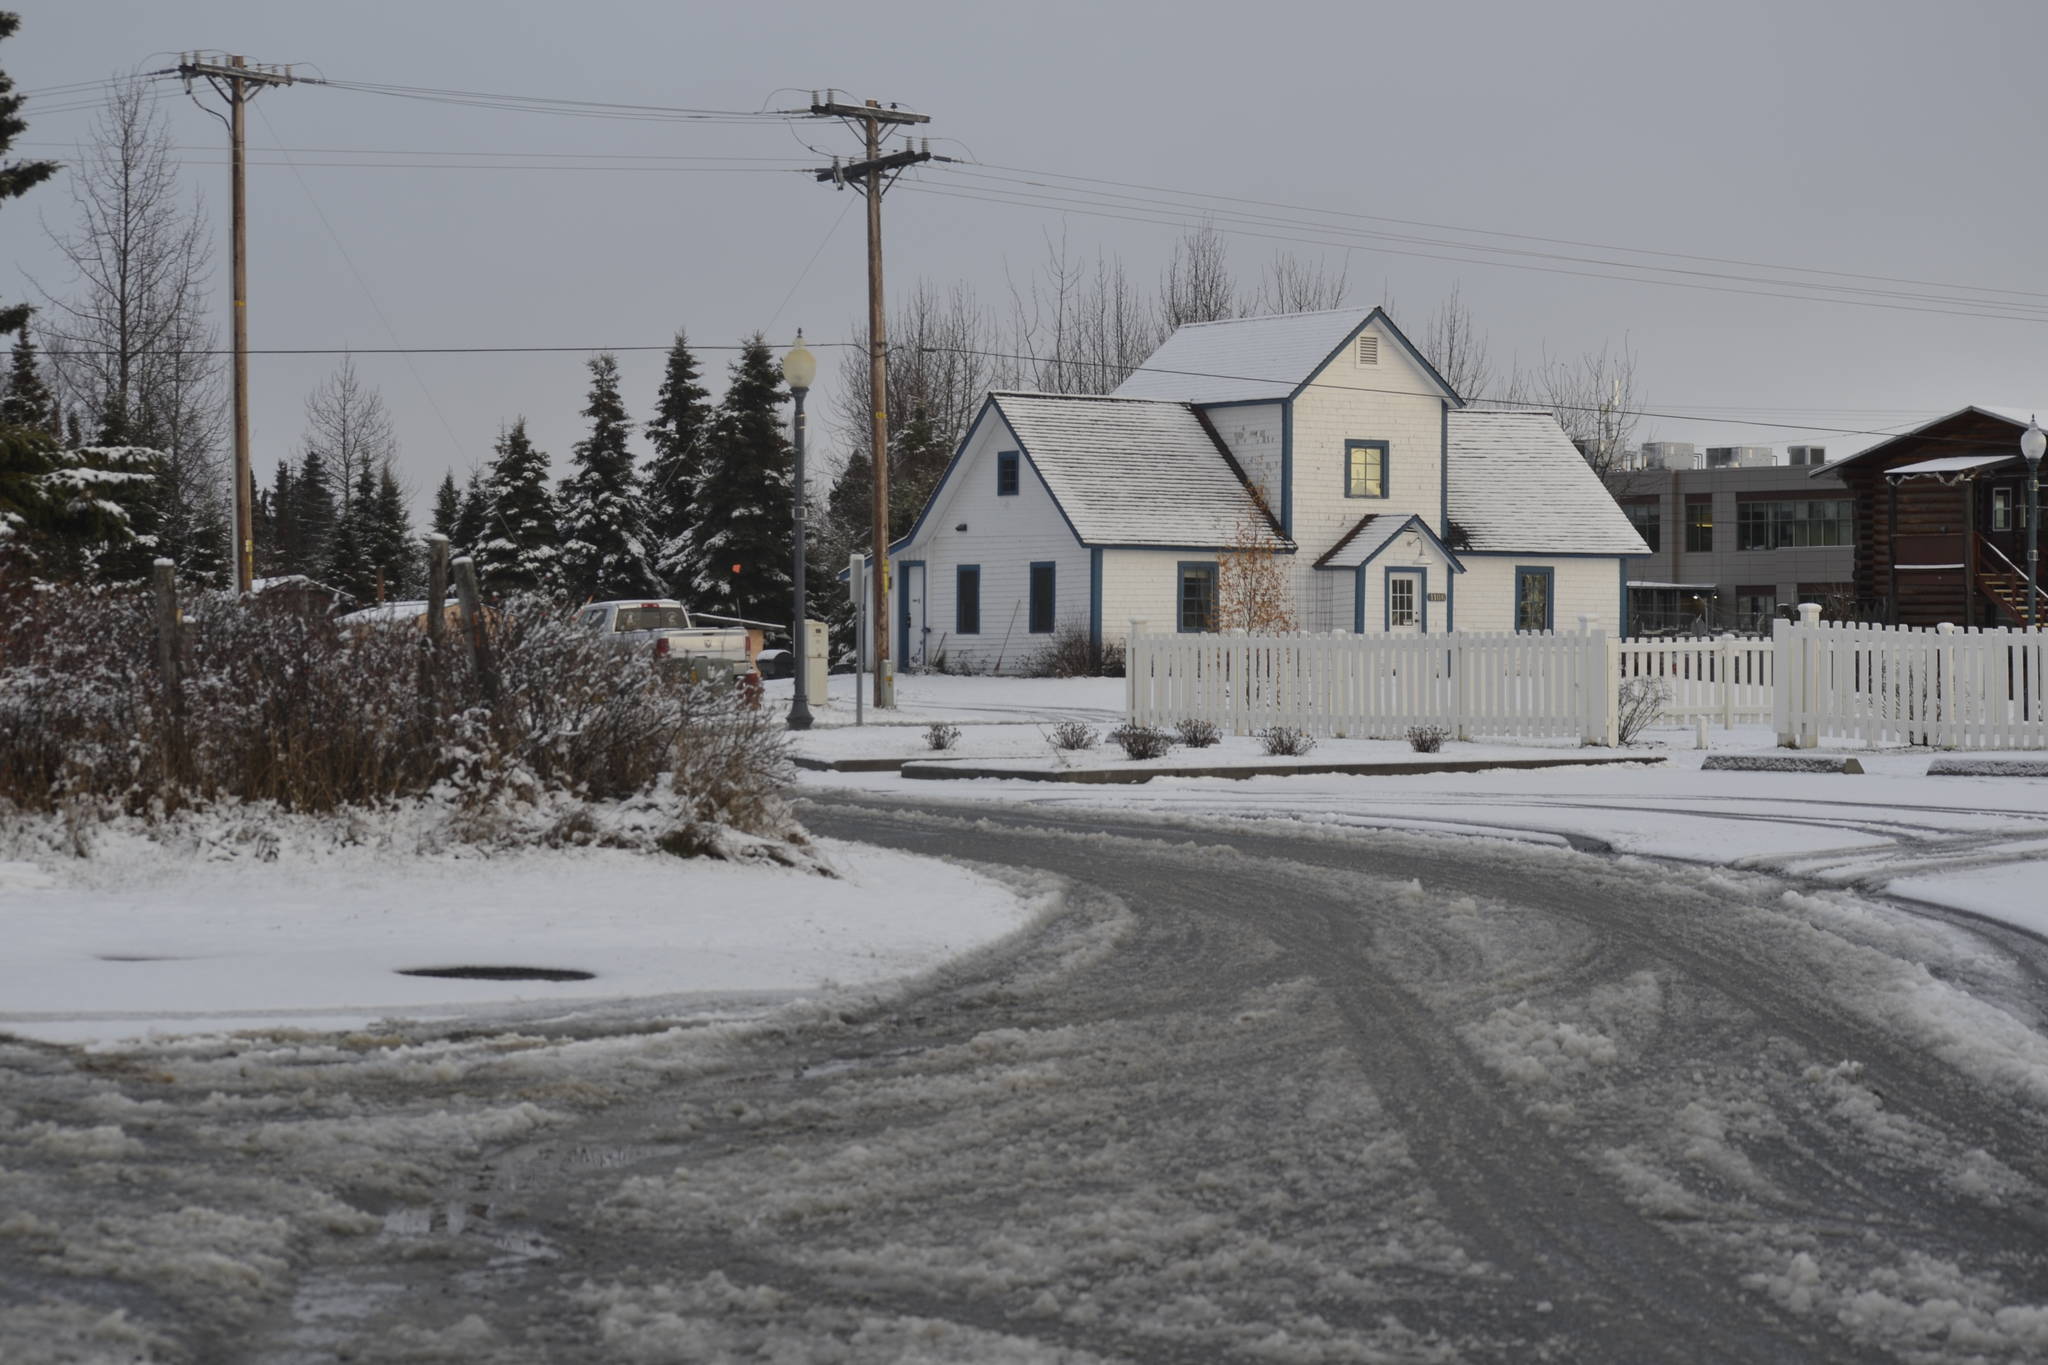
[801,619,829,703]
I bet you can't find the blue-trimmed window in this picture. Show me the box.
[1345,440,1389,498]
[956,565,981,634]
[1514,566,1554,633]
[1028,562,1056,634]
[1178,562,1217,633]
[996,451,1020,496]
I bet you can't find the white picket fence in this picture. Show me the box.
[1125,622,1618,744]
[1125,612,2048,750]
[1615,636,1774,727]
[1776,614,2048,750]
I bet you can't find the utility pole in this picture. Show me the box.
[178,53,298,594]
[808,92,938,708]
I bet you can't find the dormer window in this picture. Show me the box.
[1345,440,1389,498]
[1355,334,1379,366]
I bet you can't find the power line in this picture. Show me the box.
[971,161,2048,307]
[900,181,2048,327]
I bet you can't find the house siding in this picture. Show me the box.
[1100,548,1212,646]
[1287,324,1447,616]
[1202,401,1285,517]
[899,414,1087,672]
[1456,555,1624,633]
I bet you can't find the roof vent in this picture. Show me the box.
[1355,334,1379,366]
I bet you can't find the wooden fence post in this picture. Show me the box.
[426,535,449,649]
[452,556,499,704]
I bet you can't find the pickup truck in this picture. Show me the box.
[575,600,755,684]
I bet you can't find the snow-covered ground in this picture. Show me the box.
[776,678,2048,942]
[0,824,1039,1047]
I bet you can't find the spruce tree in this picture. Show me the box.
[558,353,659,601]
[689,336,793,623]
[452,469,489,561]
[262,460,296,580]
[644,331,712,596]
[368,466,417,596]
[1,330,54,431]
[474,418,560,595]
[324,462,377,601]
[44,442,161,583]
[0,14,60,338]
[0,423,53,565]
[430,469,461,542]
[888,404,948,540]
[286,445,336,578]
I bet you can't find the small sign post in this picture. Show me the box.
[849,554,866,727]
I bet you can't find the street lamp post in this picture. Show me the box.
[2024,417,2045,631]
[782,333,817,730]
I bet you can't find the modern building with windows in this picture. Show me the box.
[1619,459,1855,633]
[877,307,1647,672]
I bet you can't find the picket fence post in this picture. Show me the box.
[1127,619,1147,722]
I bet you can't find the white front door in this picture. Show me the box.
[1386,570,1422,635]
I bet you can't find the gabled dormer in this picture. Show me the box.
[1111,308,1462,550]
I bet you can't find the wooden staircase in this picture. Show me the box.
[1975,536,2039,626]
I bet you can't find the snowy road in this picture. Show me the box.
[8,793,2048,1362]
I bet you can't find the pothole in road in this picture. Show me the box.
[396,966,595,982]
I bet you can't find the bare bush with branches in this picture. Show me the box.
[1616,676,1671,746]
[1045,720,1098,752]
[1176,718,1221,749]
[0,584,796,854]
[1259,725,1316,757]
[1107,723,1174,760]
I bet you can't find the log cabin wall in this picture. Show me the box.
[1833,410,2030,628]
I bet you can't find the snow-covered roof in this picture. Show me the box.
[989,393,1290,550]
[339,600,431,624]
[1885,454,2016,479]
[1447,411,1650,555]
[1313,512,1462,571]
[1111,310,1364,403]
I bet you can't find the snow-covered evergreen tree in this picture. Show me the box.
[644,331,712,596]
[452,469,489,562]
[473,418,560,595]
[1,331,55,432]
[42,442,161,583]
[324,462,377,601]
[430,469,460,543]
[558,353,659,602]
[368,465,417,596]
[689,336,793,623]
[285,445,335,578]
[258,459,295,580]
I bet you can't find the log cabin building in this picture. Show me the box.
[1823,406,2045,628]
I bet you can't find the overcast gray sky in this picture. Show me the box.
[9,0,2048,508]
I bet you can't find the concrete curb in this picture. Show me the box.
[896,754,1668,784]
[1926,758,2048,777]
[1701,754,1865,774]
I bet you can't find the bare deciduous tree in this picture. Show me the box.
[1420,282,1493,400]
[1256,252,1350,316]
[1003,232,1159,396]
[1160,222,1244,330]
[1215,514,1297,633]
[1500,338,1643,490]
[299,356,397,518]
[35,74,225,573]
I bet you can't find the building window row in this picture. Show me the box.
[1736,498,1853,551]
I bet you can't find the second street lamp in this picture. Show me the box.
[2024,416,2045,631]
[782,333,818,730]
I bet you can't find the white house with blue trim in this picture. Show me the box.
[881,307,1649,673]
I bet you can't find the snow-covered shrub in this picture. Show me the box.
[1258,725,1316,757]
[1175,718,1221,749]
[1616,676,1671,746]
[1406,724,1450,754]
[0,584,794,851]
[1106,723,1173,760]
[1044,720,1097,751]
[925,722,961,751]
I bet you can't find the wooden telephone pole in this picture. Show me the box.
[809,93,936,709]
[178,54,298,594]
